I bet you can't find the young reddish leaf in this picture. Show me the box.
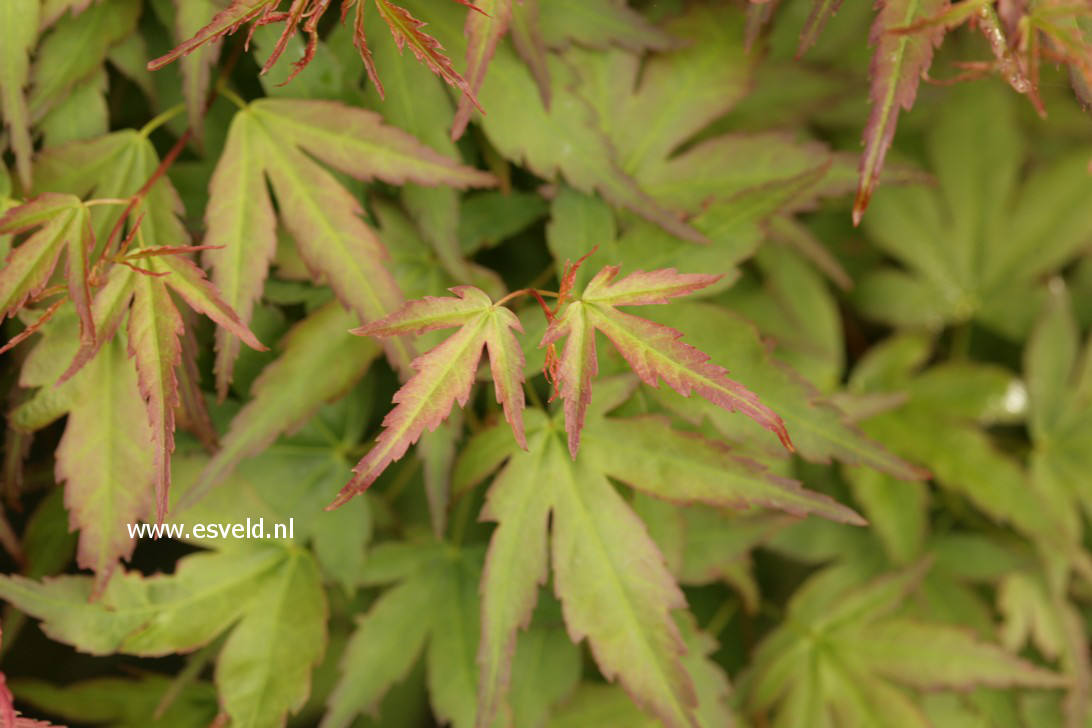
[543,266,792,458]
[0,625,13,728]
[257,134,414,374]
[452,0,512,140]
[540,302,597,457]
[351,287,494,337]
[56,339,154,594]
[797,0,844,57]
[127,274,183,525]
[150,253,266,355]
[342,0,385,96]
[252,98,496,188]
[58,264,135,384]
[331,287,526,506]
[147,0,279,71]
[0,194,95,348]
[483,306,527,449]
[216,98,493,378]
[853,0,947,225]
[582,266,722,307]
[375,0,483,112]
[203,111,278,399]
[0,0,39,188]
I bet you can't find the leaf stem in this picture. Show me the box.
[83,198,132,207]
[153,634,224,719]
[449,489,475,547]
[139,103,186,139]
[216,81,249,111]
[494,287,558,307]
[704,596,739,637]
[524,380,544,410]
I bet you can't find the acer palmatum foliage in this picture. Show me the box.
[332,264,793,508]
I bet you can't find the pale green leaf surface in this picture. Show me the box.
[217,550,326,728]
[0,0,40,186]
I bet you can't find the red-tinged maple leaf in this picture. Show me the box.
[130,251,266,523]
[147,0,280,71]
[853,0,947,225]
[330,286,525,507]
[375,0,484,112]
[0,194,95,348]
[342,0,385,96]
[798,0,845,57]
[452,0,512,140]
[149,0,484,110]
[542,266,793,458]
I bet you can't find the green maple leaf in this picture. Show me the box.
[1023,287,1092,560]
[858,81,1092,340]
[849,330,1092,574]
[642,301,926,480]
[470,394,861,728]
[323,541,579,728]
[398,0,710,244]
[28,0,141,123]
[0,544,326,728]
[173,387,378,595]
[537,0,672,54]
[0,0,38,188]
[187,302,380,508]
[12,674,218,728]
[744,564,1067,728]
[204,97,494,394]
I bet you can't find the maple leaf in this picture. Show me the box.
[858,82,1092,341]
[184,303,380,510]
[745,564,1067,727]
[542,265,792,459]
[147,0,279,73]
[452,0,512,140]
[471,398,860,728]
[0,545,326,728]
[329,285,525,506]
[406,1,710,244]
[10,131,266,530]
[0,194,96,349]
[148,0,482,104]
[853,0,947,225]
[56,335,154,596]
[0,0,38,189]
[537,0,673,53]
[205,98,494,395]
[376,0,482,111]
[324,541,581,728]
[170,0,224,142]
[798,0,845,56]
[28,0,141,123]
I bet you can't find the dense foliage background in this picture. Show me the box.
[1,0,1092,726]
